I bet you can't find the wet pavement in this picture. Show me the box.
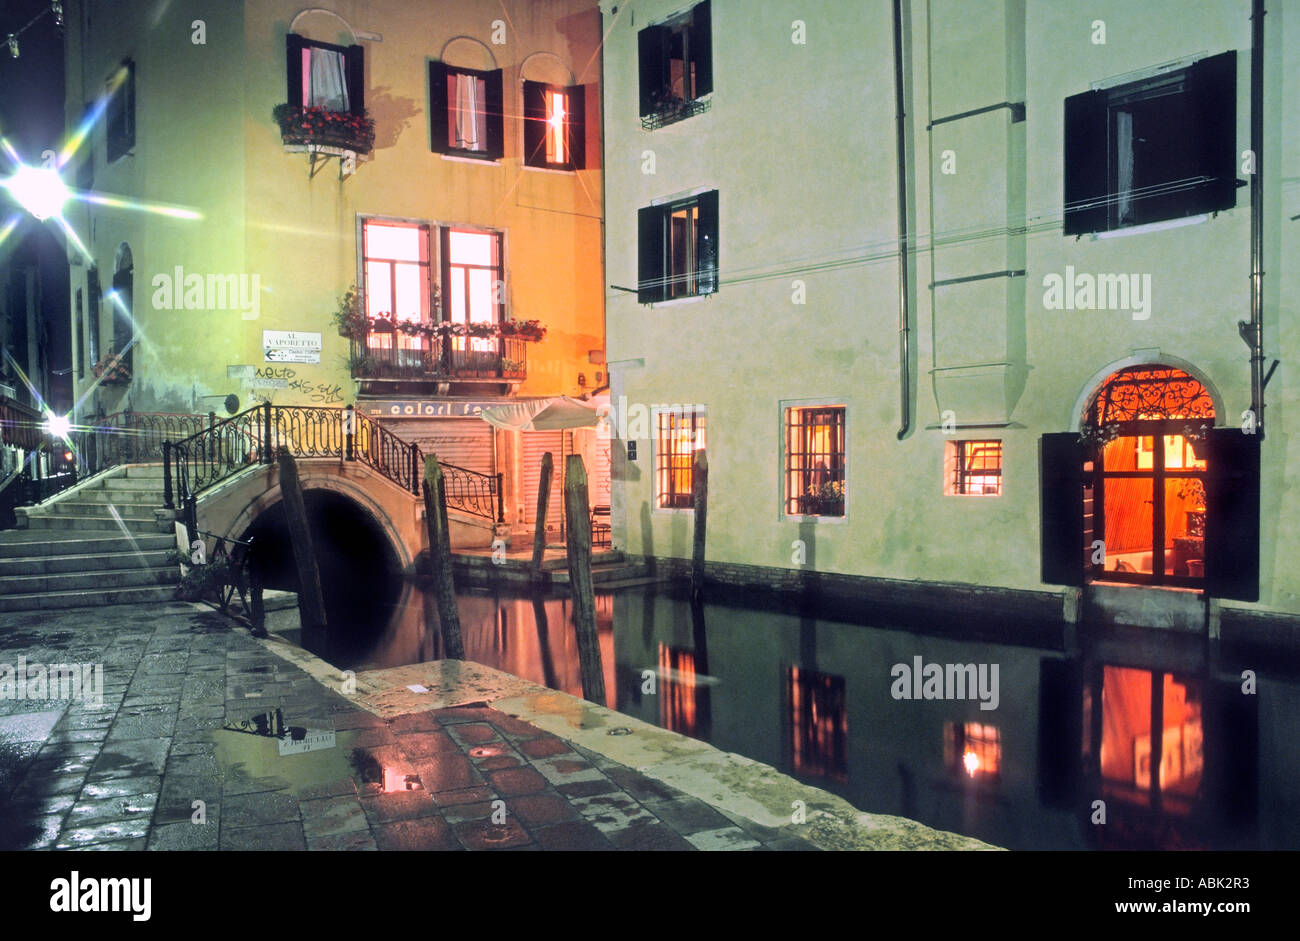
[0,602,826,851]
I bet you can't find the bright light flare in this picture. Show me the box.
[4,164,69,220]
[963,750,980,777]
[43,412,72,441]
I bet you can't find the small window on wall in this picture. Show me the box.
[523,81,585,170]
[945,440,1002,496]
[785,405,845,517]
[285,34,365,115]
[655,407,705,509]
[637,191,718,304]
[945,721,1001,780]
[361,219,431,363]
[74,289,84,379]
[639,0,713,117]
[106,60,135,162]
[429,62,504,160]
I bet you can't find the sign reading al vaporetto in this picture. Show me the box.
[263,330,322,364]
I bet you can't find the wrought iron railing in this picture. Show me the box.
[81,410,211,470]
[351,332,527,382]
[168,403,504,523]
[0,395,44,451]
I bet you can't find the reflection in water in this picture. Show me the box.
[328,582,1283,850]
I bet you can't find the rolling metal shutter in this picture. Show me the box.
[522,430,567,533]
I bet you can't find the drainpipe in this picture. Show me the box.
[1240,0,1268,436]
[892,0,912,440]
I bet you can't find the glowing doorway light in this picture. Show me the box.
[3,163,69,220]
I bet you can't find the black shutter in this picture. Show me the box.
[429,62,449,153]
[566,84,586,170]
[1037,657,1082,808]
[638,25,669,116]
[637,206,663,304]
[522,80,547,167]
[691,0,713,98]
[1040,432,1085,586]
[696,190,719,295]
[1062,89,1107,236]
[345,44,365,115]
[286,33,306,106]
[1190,50,1238,213]
[485,68,505,160]
[1204,427,1260,602]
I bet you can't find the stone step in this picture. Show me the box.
[0,549,174,577]
[122,464,168,479]
[33,501,159,519]
[0,585,179,612]
[100,477,168,492]
[70,488,164,505]
[550,562,650,585]
[0,532,174,558]
[0,566,179,596]
[20,514,167,534]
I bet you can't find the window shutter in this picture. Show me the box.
[1037,657,1082,808]
[1190,50,1238,213]
[485,68,505,160]
[286,33,306,106]
[566,84,586,170]
[638,25,669,116]
[345,44,365,115]
[522,80,546,167]
[691,1,713,98]
[1062,90,1107,236]
[696,190,719,295]
[1204,427,1260,602]
[429,62,449,153]
[1039,432,1085,586]
[637,206,663,304]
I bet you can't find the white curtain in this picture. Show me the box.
[454,74,482,150]
[1116,110,1134,224]
[308,47,349,111]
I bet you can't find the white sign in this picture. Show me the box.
[243,378,289,390]
[227,365,254,379]
[277,730,336,756]
[263,330,322,364]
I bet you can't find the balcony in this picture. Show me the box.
[351,332,528,386]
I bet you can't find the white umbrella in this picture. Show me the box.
[480,396,599,431]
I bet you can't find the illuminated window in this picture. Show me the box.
[286,35,364,116]
[442,227,503,354]
[361,220,431,362]
[944,721,1001,780]
[655,408,705,509]
[945,440,1002,496]
[785,406,846,517]
[637,192,719,304]
[787,667,848,783]
[523,82,586,170]
[429,63,504,159]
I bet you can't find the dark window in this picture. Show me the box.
[111,262,133,373]
[637,190,718,304]
[428,63,504,160]
[785,406,845,517]
[523,81,585,170]
[1063,51,1237,235]
[639,0,712,119]
[949,439,1002,495]
[106,60,135,162]
[86,267,101,367]
[655,409,705,509]
[285,34,365,115]
[74,289,84,379]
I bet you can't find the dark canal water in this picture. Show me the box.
[306,581,1297,852]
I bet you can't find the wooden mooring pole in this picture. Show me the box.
[277,451,328,650]
[423,455,465,659]
[531,451,554,582]
[691,448,708,602]
[564,454,606,704]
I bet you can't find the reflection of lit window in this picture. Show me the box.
[946,440,1002,496]
[381,766,425,793]
[787,667,848,783]
[945,721,1001,779]
[1100,666,1203,805]
[655,408,706,509]
[658,644,698,736]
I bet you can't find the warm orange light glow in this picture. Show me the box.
[546,90,566,165]
[658,644,698,736]
[963,749,980,776]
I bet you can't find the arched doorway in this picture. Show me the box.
[1082,366,1215,587]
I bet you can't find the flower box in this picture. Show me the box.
[273,104,375,155]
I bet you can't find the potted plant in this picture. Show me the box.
[92,353,131,385]
[798,479,845,517]
[333,286,367,338]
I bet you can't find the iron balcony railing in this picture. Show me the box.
[80,410,212,471]
[351,332,527,382]
[167,402,503,524]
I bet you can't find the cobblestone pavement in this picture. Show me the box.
[0,603,817,851]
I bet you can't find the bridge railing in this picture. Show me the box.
[167,403,504,524]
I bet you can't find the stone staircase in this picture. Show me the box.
[0,464,179,612]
